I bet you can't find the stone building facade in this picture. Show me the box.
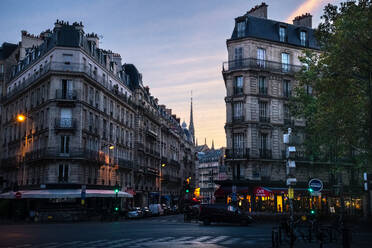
[0,21,195,209]
[222,3,363,215]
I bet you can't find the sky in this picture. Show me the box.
[0,0,342,148]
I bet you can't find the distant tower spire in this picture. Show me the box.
[196,138,198,147]
[211,140,215,150]
[204,137,207,145]
[189,91,195,145]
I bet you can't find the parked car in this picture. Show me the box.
[126,209,140,219]
[134,207,143,218]
[199,204,252,225]
[170,205,179,214]
[162,204,171,215]
[149,204,164,216]
[142,207,152,217]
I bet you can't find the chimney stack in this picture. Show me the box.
[293,13,312,28]
[247,2,268,19]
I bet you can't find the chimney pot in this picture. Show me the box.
[293,13,312,28]
[247,2,268,19]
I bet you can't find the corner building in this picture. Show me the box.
[222,3,363,215]
[0,21,195,214]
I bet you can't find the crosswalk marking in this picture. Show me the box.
[193,236,213,242]
[151,237,175,242]
[206,236,230,243]
[220,237,242,244]
[171,236,194,242]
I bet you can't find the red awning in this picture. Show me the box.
[254,187,272,197]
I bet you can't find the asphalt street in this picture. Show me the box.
[0,214,274,248]
[0,214,371,248]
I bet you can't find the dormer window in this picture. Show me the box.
[300,31,307,46]
[279,26,286,42]
[237,21,245,38]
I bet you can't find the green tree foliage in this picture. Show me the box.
[291,0,372,168]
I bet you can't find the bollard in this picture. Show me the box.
[342,228,351,248]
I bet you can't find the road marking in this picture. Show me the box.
[102,239,131,245]
[193,236,213,242]
[220,237,242,244]
[82,239,108,245]
[151,237,175,242]
[171,236,194,242]
[206,236,230,243]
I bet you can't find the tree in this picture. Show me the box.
[292,0,372,171]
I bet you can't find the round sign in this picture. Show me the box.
[15,191,22,199]
[309,178,323,192]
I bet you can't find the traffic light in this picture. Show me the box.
[308,188,314,193]
[114,183,120,194]
[310,209,316,215]
[114,206,119,212]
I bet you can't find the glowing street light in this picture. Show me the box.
[109,145,115,150]
[16,114,26,122]
[161,163,166,167]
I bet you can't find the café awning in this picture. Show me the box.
[0,189,133,199]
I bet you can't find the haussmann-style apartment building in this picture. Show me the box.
[0,21,196,215]
[221,3,364,216]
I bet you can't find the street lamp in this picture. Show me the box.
[16,114,26,122]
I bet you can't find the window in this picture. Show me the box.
[306,85,313,95]
[257,48,266,67]
[233,102,243,121]
[300,31,307,46]
[237,21,245,38]
[60,136,70,154]
[284,104,291,125]
[234,76,243,94]
[259,102,269,122]
[234,47,243,68]
[58,164,69,182]
[61,79,73,99]
[233,133,244,150]
[63,54,73,64]
[60,108,72,127]
[283,80,291,97]
[260,133,269,156]
[281,53,290,72]
[279,26,286,42]
[258,76,267,95]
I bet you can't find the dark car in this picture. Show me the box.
[142,207,152,217]
[199,204,252,225]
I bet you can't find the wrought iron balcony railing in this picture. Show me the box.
[222,58,302,75]
[225,148,250,159]
[259,149,272,159]
[55,118,77,130]
[55,89,77,100]
[232,116,244,122]
[259,116,270,123]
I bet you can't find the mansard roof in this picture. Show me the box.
[0,42,18,60]
[230,15,320,50]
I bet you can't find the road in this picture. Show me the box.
[0,214,273,248]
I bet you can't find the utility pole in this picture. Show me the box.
[284,128,296,248]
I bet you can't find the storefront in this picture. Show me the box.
[214,181,364,216]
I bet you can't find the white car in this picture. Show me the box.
[126,210,140,219]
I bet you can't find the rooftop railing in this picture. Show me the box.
[225,148,250,159]
[222,58,302,75]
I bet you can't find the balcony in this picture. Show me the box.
[146,127,158,139]
[259,116,270,123]
[162,174,181,184]
[259,149,272,159]
[232,116,244,123]
[4,62,136,109]
[225,148,250,160]
[222,58,302,75]
[233,87,244,96]
[259,87,268,96]
[55,89,77,100]
[118,158,133,169]
[55,118,76,130]
[24,147,105,164]
[0,155,23,169]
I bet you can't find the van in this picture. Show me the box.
[149,204,164,216]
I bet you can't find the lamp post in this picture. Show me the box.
[160,162,166,204]
[16,113,33,186]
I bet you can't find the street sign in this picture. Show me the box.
[15,191,22,199]
[309,178,323,192]
[288,188,294,199]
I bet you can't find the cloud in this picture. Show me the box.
[285,0,333,23]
